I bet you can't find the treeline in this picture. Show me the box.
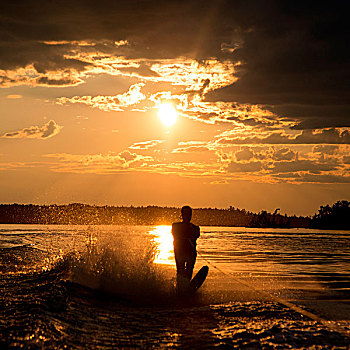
[311,200,350,230]
[0,203,309,228]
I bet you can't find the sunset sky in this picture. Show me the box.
[1,0,349,215]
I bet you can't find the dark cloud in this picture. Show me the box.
[117,63,160,78]
[226,115,275,128]
[204,1,350,129]
[0,0,224,67]
[36,76,82,86]
[275,173,350,184]
[271,105,350,130]
[227,160,262,173]
[0,40,89,73]
[270,159,338,174]
[226,154,346,184]
[0,120,63,139]
[235,148,254,161]
[313,145,339,155]
[272,148,296,161]
[0,0,348,129]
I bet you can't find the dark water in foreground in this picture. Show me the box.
[1,225,349,349]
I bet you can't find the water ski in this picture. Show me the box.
[189,265,209,293]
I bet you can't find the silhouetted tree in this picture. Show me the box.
[0,203,311,228]
[311,200,350,229]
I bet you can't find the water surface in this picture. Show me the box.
[1,225,349,348]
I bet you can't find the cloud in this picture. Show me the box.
[129,140,165,150]
[228,146,298,163]
[235,148,254,161]
[204,2,349,129]
[118,150,137,162]
[0,1,220,71]
[270,159,338,174]
[1,0,349,167]
[44,150,154,174]
[0,62,86,87]
[149,90,286,128]
[6,94,22,99]
[219,128,350,145]
[57,83,146,111]
[271,104,350,130]
[36,76,82,86]
[221,143,349,184]
[227,161,262,173]
[312,145,339,155]
[0,120,63,139]
[0,38,237,91]
[343,156,350,165]
[172,146,209,153]
[117,62,160,78]
[275,173,350,184]
[170,141,212,154]
[272,147,297,161]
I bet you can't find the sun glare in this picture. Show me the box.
[158,104,178,127]
[149,225,175,265]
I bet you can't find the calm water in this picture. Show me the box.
[1,225,349,349]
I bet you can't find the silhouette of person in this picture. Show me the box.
[172,205,200,291]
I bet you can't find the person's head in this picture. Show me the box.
[181,205,192,223]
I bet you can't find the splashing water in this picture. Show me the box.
[69,226,175,302]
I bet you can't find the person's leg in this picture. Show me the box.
[175,252,186,276]
[175,252,189,292]
[184,253,197,280]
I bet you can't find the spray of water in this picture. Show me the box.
[68,227,176,303]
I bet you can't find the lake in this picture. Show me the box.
[1,225,349,348]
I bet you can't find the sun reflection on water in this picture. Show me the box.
[149,225,175,265]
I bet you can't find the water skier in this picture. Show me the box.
[172,205,200,292]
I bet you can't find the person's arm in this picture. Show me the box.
[195,225,200,239]
[172,223,178,240]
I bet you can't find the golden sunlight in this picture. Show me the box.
[157,103,178,127]
[149,225,175,265]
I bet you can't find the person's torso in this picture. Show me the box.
[172,222,199,253]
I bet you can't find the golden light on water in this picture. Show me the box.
[149,225,175,265]
[157,104,178,127]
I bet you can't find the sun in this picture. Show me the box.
[158,104,178,127]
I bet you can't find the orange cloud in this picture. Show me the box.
[44,151,154,174]
[6,94,22,99]
[57,83,145,111]
[0,64,84,88]
[129,140,165,150]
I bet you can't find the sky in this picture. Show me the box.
[0,0,349,216]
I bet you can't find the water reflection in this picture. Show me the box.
[149,226,175,265]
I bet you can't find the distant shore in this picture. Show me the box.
[0,203,310,228]
[0,201,348,229]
